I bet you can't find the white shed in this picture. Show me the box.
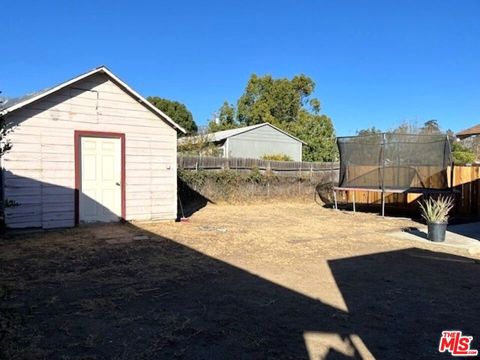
[0,66,185,229]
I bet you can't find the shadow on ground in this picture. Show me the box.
[177,176,213,218]
[329,248,479,358]
[314,182,425,221]
[447,222,480,241]
[1,222,479,359]
[403,226,429,240]
[1,172,479,359]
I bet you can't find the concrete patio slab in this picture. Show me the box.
[391,222,480,256]
[448,222,480,241]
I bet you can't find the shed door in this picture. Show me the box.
[79,137,121,223]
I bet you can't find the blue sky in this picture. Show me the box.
[2,0,479,136]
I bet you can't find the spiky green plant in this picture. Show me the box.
[418,196,454,223]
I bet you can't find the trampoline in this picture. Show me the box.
[333,133,454,216]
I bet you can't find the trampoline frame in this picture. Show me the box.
[334,133,455,217]
[332,186,456,217]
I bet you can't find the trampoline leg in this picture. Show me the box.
[353,191,356,213]
[333,190,338,210]
[381,191,385,217]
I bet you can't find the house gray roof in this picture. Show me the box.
[180,123,307,145]
[0,88,52,111]
[0,66,186,133]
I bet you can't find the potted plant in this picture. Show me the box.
[418,196,454,242]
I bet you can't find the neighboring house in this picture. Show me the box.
[457,124,480,139]
[179,123,306,161]
[457,124,480,162]
[0,66,185,229]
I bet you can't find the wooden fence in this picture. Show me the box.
[178,156,480,216]
[452,165,480,215]
[178,155,339,177]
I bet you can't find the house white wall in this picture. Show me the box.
[226,125,303,161]
[2,73,178,229]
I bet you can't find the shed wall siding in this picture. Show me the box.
[3,73,177,228]
[226,125,302,161]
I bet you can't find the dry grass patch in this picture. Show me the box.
[1,201,478,359]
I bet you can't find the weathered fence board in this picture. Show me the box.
[178,155,339,175]
[453,165,480,215]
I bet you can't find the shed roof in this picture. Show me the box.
[180,123,307,145]
[0,66,186,133]
[457,124,480,139]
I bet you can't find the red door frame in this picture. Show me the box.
[74,130,126,225]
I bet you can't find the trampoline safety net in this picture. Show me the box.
[337,133,453,190]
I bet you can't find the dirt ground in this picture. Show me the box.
[1,202,479,359]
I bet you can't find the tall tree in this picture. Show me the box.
[235,74,336,161]
[420,119,441,134]
[357,121,442,136]
[356,126,382,136]
[0,114,11,158]
[147,96,197,136]
[358,121,477,164]
[208,101,238,132]
[237,74,319,126]
[288,111,337,161]
[0,95,12,158]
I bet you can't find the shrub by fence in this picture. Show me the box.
[178,156,339,203]
[178,168,336,203]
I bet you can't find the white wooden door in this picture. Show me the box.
[80,137,122,223]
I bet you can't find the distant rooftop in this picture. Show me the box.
[0,88,52,111]
[457,124,480,139]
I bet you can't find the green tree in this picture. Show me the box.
[288,111,337,161]
[237,74,319,126]
[147,96,197,136]
[177,133,222,156]
[0,95,13,158]
[235,73,335,161]
[208,101,239,132]
[459,133,480,160]
[391,122,419,134]
[420,120,441,135]
[0,114,11,158]
[451,140,476,164]
[356,126,382,136]
[359,121,445,136]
